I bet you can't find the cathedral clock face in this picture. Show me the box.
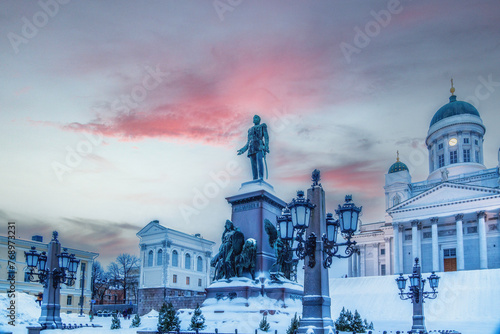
[449,138,458,146]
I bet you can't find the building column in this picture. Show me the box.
[478,211,488,269]
[360,245,366,277]
[393,223,400,274]
[398,225,404,273]
[352,250,358,277]
[458,131,463,163]
[373,243,379,276]
[356,248,361,277]
[348,252,353,277]
[417,221,423,265]
[384,237,391,275]
[411,220,419,262]
[455,214,465,270]
[431,217,439,272]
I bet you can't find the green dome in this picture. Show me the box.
[430,95,480,127]
[388,161,409,174]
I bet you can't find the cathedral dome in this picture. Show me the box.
[388,153,409,174]
[430,95,480,127]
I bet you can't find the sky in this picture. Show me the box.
[1,0,500,268]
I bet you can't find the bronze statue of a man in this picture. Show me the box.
[237,115,269,180]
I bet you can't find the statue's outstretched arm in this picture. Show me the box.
[237,143,248,155]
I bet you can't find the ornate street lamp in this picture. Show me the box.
[322,196,361,268]
[278,175,363,270]
[396,257,440,333]
[24,231,80,329]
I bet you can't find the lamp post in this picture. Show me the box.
[396,257,440,333]
[278,170,362,334]
[25,231,80,329]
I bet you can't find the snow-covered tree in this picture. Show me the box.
[189,304,206,330]
[286,312,300,334]
[110,313,121,330]
[259,314,271,332]
[130,314,141,328]
[351,310,365,333]
[158,302,181,334]
[335,307,350,331]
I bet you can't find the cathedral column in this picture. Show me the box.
[478,211,488,269]
[398,225,404,272]
[411,220,419,261]
[360,245,366,277]
[417,221,422,264]
[352,250,358,277]
[431,217,439,272]
[455,214,465,270]
[357,248,361,277]
[444,134,450,165]
[393,223,400,273]
[373,243,379,276]
[348,252,353,277]
[384,237,391,275]
[458,131,463,163]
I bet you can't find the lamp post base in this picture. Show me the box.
[411,314,426,333]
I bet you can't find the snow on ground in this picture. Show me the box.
[2,269,500,334]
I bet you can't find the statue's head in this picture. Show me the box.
[253,115,261,125]
[225,219,234,229]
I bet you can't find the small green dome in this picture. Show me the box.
[388,161,409,174]
[430,95,480,127]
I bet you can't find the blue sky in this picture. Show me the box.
[1,0,500,267]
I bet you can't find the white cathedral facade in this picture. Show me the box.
[351,87,500,276]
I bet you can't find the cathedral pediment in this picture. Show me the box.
[388,182,500,214]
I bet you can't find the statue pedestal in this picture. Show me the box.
[226,179,286,276]
[204,180,303,310]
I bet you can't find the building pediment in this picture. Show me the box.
[388,182,500,214]
[136,221,167,237]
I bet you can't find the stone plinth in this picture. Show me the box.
[225,180,286,276]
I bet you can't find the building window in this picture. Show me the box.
[172,274,177,283]
[381,264,386,276]
[392,194,401,207]
[475,139,479,145]
[475,150,480,162]
[7,269,15,280]
[172,251,178,267]
[148,250,154,267]
[186,277,190,285]
[24,271,31,282]
[438,143,443,150]
[463,149,470,162]
[380,248,385,255]
[185,253,191,270]
[198,279,202,287]
[450,150,457,164]
[443,248,456,258]
[438,154,444,168]
[463,138,469,144]
[157,249,163,266]
[67,295,72,306]
[197,256,203,272]
[467,226,478,234]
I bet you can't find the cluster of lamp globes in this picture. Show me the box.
[276,191,362,268]
[396,258,440,303]
[25,246,80,288]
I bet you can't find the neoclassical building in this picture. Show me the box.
[136,220,215,314]
[350,87,500,276]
